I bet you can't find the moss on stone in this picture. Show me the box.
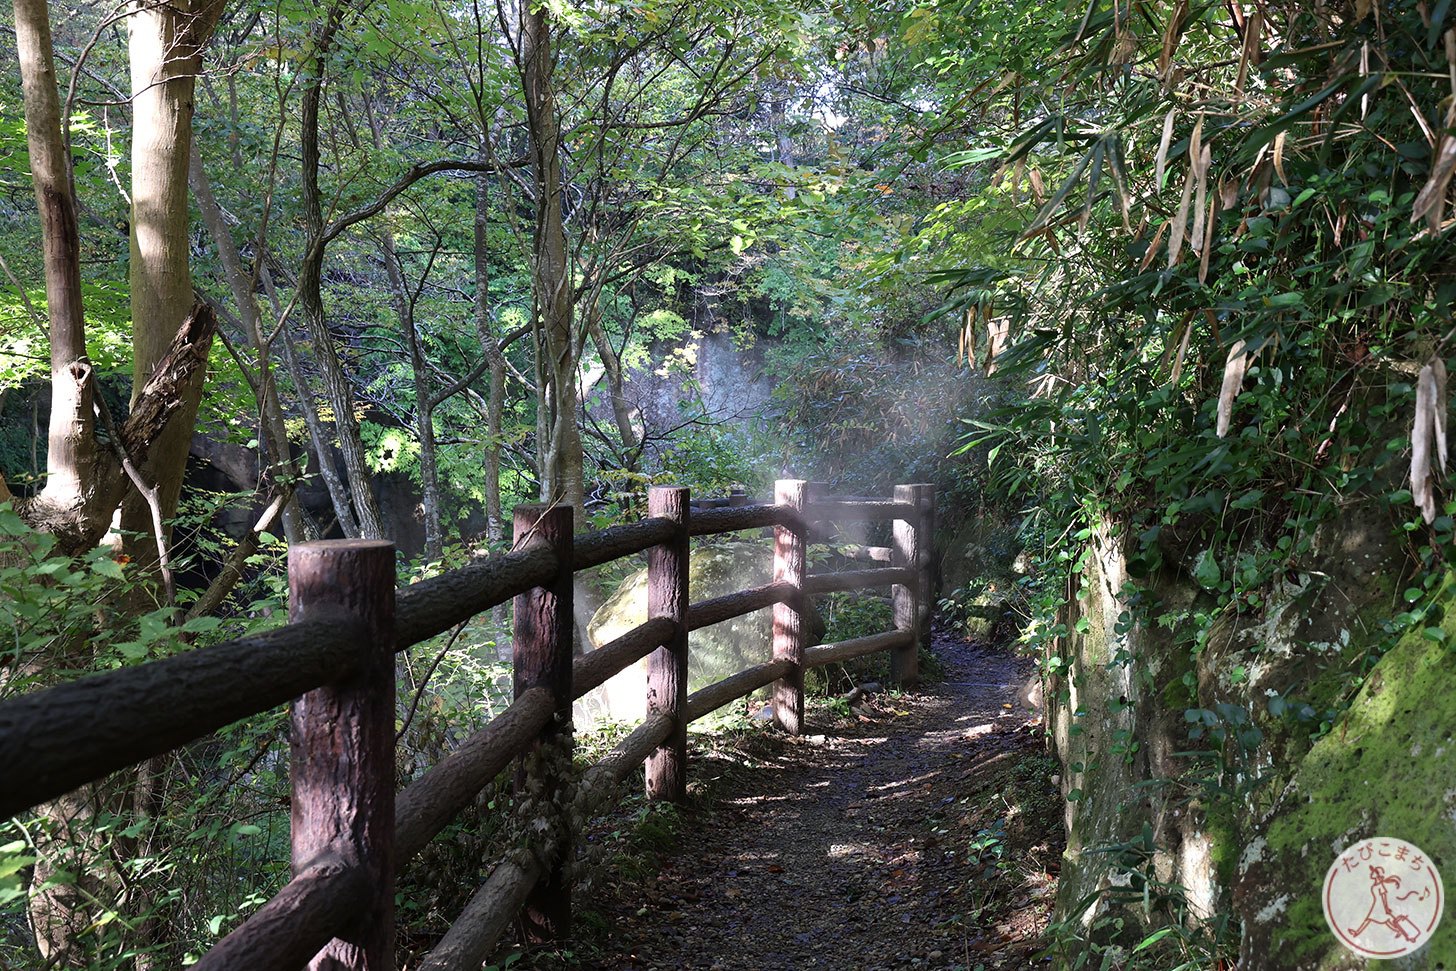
[1239,586,1456,969]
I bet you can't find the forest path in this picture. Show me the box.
[536,632,1062,971]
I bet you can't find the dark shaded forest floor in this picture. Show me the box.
[507,630,1063,971]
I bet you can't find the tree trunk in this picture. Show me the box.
[475,163,506,546]
[381,232,445,561]
[297,5,387,539]
[585,297,640,468]
[520,0,583,510]
[121,0,226,564]
[10,0,108,551]
[260,265,364,539]
[189,149,308,542]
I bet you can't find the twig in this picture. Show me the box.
[91,394,176,608]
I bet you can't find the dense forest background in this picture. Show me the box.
[5,0,1456,965]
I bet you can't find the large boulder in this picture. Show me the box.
[581,540,822,725]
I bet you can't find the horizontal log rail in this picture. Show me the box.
[685,658,795,723]
[805,629,915,669]
[808,499,918,521]
[0,611,367,818]
[2,479,935,970]
[686,580,793,631]
[571,616,677,699]
[195,852,372,971]
[803,565,915,595]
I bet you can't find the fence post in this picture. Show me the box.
[512,503,574,942]
[892,484,932,687]
[646,486,690,801]
[288,539,396,971]
[772,479,808,735]
[918,484,936,656]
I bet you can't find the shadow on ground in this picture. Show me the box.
[508,630,1063,971]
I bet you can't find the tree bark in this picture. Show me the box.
[475,163,506,546]
[520,0,583,510]
[122,0,227,562]
[585,297,640,468]
[189,148,308,542]
[297,3,388,539]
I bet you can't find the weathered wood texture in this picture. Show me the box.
[0,616,363,817]
[512,504,574,942]
[572,516,675,570]
[570,617,675,700]
[772,479,808,735]
[688,503,797,536]
[288,540,396,970]
[419,713,676,971]
[686,581,792,632]
[804,630,914,669]
[809,499,918,521]
[891,484,932,687]
[415,846,552,971]
[803,566,914,595]
[645,487,689,802]
[685,659,794,723]
[915,484,936,654]
[395,543,557,649]
[394,687,554,864]
[192,854,370,971]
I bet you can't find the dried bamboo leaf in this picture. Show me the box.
[986,318,1010,376]
[1216,339,1248,438]
[1411,135,1456,229]
[1218,176,1238,211]
[1168,169,1195,266]
[1030,167,1046,204]
[1273,131,1289,185]
[1413,361,1438,523]
[1155,108,1176,190]
[1434,356,1449,472]
[1190,143,1212,254]
[1140,221,1169,272]
[1198,194,1216,284]
[1159,0,1189,77]
[1170,314,1195,385]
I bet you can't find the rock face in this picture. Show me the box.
[582,540,823,725]
[1047,505,1454,966]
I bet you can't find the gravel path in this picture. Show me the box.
[542,632,1061,971]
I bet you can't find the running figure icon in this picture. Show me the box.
[1346,865,1426,942]
[1324,837,1444,959]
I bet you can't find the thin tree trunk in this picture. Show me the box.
[520,0,583,510]
[380,231,446,561]
[189,149,307,542]
[475,163,506,545]
[259,265,362,539]
[297,4,387,539]
[585,298,639,468]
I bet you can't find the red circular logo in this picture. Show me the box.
[1323,837,1444,958]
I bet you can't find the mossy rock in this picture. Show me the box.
[1235,591,1456,969]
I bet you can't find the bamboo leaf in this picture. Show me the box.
[1216,339,1248,438]
[1154,108,1176,190]
[1413,360,1439,523]
[1021,149,1093,237]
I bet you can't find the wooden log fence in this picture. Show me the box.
[0,479,935,970]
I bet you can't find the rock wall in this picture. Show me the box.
[1049,506,1454,966]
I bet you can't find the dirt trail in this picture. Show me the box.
[549,633,1061,971]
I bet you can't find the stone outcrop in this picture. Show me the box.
[1047,505,1454,966]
